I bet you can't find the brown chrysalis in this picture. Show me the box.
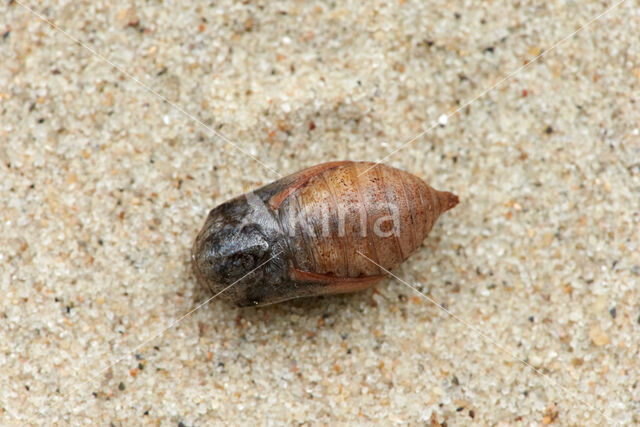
[192,161,458,307]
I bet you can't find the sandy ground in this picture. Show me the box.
[1,0,640,425]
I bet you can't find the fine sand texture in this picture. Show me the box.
[2,0,639,425]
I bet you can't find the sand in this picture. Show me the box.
[1,0,639,425]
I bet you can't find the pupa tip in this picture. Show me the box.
[439,191,459,212]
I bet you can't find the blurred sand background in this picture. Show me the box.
[1,0,639,425]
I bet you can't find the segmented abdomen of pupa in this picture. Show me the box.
[275,161,458,278]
